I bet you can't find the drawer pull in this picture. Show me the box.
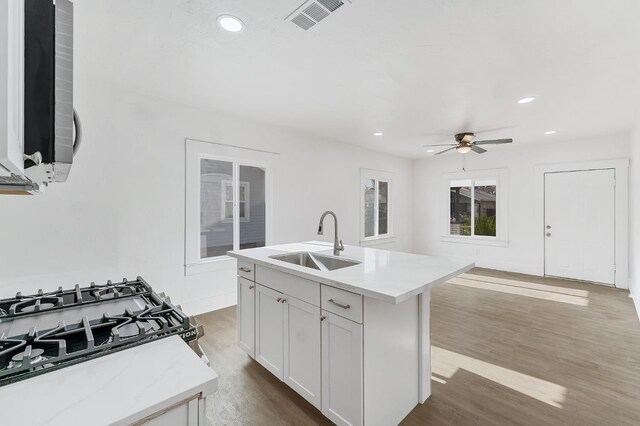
[238,267,252,273]
[281,299,287,304]
[276,297,283,302]
[320,316,327,321]
[249,285,255,290]
[328,299,351,310]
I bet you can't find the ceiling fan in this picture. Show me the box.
[424,132,513,155]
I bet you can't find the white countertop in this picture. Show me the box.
[228,241,474,304]
[0,336,218,426]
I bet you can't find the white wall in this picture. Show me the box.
[630,112,640,317]
[0,81,414,314]
[413,135,630,279]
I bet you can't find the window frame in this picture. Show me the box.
[360,168,394,243]
[185,139,273,276]
[440,169,508,247]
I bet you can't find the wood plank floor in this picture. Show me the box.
[197,268,640,425]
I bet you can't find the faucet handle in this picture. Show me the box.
[338,240,344,251]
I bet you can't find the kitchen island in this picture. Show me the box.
[0,336,218,426]
[228,241,473,426]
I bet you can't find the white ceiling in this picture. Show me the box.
[74,0,640,158]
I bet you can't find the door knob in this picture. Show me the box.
[546,233,551,237]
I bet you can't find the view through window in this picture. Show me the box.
[200,159,266,258]
[450,178,497,237]
[364,177,391,239]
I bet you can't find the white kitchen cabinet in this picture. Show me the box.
[284,296,321,409]
[321,310,363,426]
[237,277,255,357]
[141,396,206,426]
[255,284,285,380]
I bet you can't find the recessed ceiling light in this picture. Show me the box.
[217,15,244,32]
[518,97,536,104]
[544,130,557,135]
[373,132,383,136]
[427,149,435,153]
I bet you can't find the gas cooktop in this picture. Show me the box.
[0,278,202,387]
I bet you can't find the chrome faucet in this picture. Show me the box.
[317,211,344,256]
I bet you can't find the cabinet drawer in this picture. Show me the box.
[321,286,363,324]
[255,265,320,307]
[237,260,255,281]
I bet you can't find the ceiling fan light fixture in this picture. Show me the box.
[456,146,472,154]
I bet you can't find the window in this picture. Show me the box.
[222,181,249,222]
[186,139,272,273]
[361,169,393,241]
[449,178,497,237]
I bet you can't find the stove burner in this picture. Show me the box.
[20,303,56,313]
[0,279,151,319]
[117,322,153,338]
[9,348,46,368]
[0,277,203,387]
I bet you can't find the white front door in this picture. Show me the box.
[544,169,615,285]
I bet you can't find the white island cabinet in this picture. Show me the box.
[229,241,473,426]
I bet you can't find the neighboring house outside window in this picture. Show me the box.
[185,139,272,275]
[222,181,250,222]
[361,169,394,242]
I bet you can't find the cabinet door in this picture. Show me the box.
[255,284,285,380]
[322,310,363,426]
[237,277,255,358]
[284,297,321,409]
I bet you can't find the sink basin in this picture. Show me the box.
[269,251,360,271]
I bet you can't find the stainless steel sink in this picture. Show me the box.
[269,251,360,271]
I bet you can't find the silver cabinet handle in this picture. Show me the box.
[328,299,351,310]
[239,267,252,273]
[280,299,287,304]
[276,297,282,302]
[320,316,327,321]
[249,285,254,290]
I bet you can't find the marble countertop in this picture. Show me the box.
[0,336,218,426]
[228,241,474,304]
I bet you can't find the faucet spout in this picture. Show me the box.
[317,211,344,256]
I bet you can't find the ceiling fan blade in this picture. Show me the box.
[435,147,457,155]
[471,145,487,154]
[475,138,513,145]
[423,143,457,147]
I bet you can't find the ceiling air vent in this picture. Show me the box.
[318,0,344,12]
[286,0,351,31]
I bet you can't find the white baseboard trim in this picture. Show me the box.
[630,279,640,322]
[179,291,237,316]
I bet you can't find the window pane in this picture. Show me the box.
[225,202,233,219]
[239,165,265,249]
[450,184,471,236]
[364,178,375,238]
[225,184,233,202]
[201,159,234,258]
[239,185,246,202]
[378,181,388,235]
[474,182,497,236]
